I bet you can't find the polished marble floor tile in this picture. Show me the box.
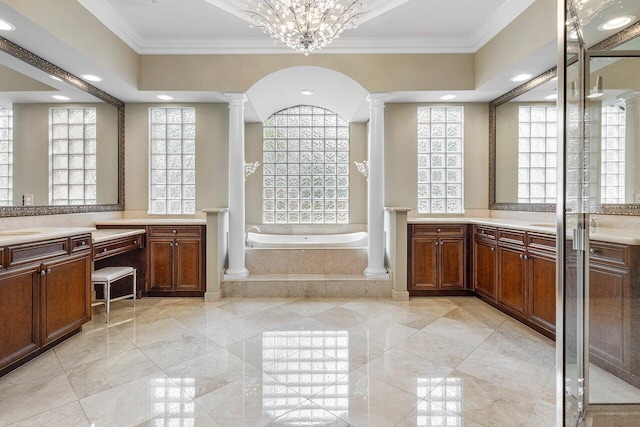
[0,296,578,426]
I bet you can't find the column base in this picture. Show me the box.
[204,290,223,302]
[363,267,390,280]
[224,268,250,280]
[392,291,410,301]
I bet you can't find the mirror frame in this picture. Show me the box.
[489,67,557,212]
[0,36,124,216]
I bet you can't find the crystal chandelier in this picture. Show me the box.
[245,0,366,55]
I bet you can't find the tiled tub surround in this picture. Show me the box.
[246,248,368,274]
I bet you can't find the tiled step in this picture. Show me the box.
[222,273,392,298]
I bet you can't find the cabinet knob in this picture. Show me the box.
[481,230,485,234]
[46,268,51,274]
[491,247,495,251]
[519,254,523,259]
[172,229,177,234]
[80,241,86,246]
[175,242,179,247]
[523,255,528,260]
[133,240,137,245]
[103,248,107,252]
[437,228,441,233]
[589,248,596,254]
[40,270,46,276]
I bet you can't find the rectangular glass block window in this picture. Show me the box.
[517,106,557,203]
[149,107,196,215]
[0,108,12,206]
[417,106,464,214]
[600,105,625,204]
[49,108,97,205]
[263,105,349,224]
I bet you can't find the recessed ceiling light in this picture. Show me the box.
[156,95,174,101]
[439,94,457,101]
[81,74,102,82]
[598,15,635,31]
[544,94,558,100]
[50,75,63,82]
[0,19,15,31]
[511,74,533,82]
[52,95,70,101]
[300,90,314,96]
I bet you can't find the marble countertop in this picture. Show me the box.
[92,228,146,244]
[95,218,206,226]
[408,217,640,245]
[0,227,97,246]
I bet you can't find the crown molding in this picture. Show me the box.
[471,0,536,51]
[136,36,476,55]
[79,0,534,55]
[78,0,145,52]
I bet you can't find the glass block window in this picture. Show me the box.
[49,108,97,205]
[600,105,625,204]
[149,107,196,215]
[0,108,12,206]
[417,106,464,213]
[517,106,557,203]
[262,105,349,224]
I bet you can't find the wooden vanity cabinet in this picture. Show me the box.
[0,234,92,377]
[147,226,205,296]
[526,234,556,334]
[408,225,468,295]
[472,227,497,299]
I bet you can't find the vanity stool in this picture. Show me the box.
[91,266,136,323]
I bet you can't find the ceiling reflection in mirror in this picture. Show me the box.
[569,0,640,48]
[0,48,119,208]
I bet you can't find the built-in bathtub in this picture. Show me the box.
[245,231,369,274]
[246,231,368,249]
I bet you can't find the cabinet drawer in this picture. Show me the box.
[71,235,92,254]
[413,225,465,237]
[590,242,628,268]
[528,233,556,254]
[475,226,496,240]
[498,229,526,246]
[93,235,144,261]
[149,226,202,238]
[7,238,68,268]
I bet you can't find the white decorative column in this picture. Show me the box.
[621,92,640,203]
[224,93,250,279]
[364,93,390,279]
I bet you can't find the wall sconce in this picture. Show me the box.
[588,75,604,99]
[354,160,369,181]
[244,161,260,180]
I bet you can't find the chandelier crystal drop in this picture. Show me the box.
[245,0,366,55]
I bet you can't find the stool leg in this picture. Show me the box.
[132,269,137,308]
[106,281,111,323]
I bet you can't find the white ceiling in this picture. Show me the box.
[78,0,536,54]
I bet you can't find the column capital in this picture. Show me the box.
[225,92,248,106]
[367,93,390,106]
[620,91,640,105]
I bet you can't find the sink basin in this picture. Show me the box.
[0,229,42,236]
[530,223,555,228]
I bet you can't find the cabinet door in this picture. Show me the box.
[589,264,629,370]
[0,267,40,371]
[497,246,527,315]
[440,237,466,290]
[528,252,556,333]
[473,240,496,299]
[149,238,173,291]
[411,238,438,290]
[174,238,202,291]
[41,254,91,346]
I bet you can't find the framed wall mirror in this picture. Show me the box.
[0,36,124,217]
[490,68,558,212]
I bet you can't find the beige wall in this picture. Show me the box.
[124,103,229,212]
[139,54,475,92]
[385,103,489,211]
[4,0,138,87]
[475,0,557,88]
[244,120,368,225]
[12,102,118,206]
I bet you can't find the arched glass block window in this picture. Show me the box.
[262,105,350,224]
